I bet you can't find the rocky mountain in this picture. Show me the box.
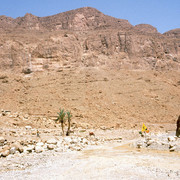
[163,28,180,38]
[0,7,133,32]
[0,7,179,73]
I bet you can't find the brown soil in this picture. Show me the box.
[0,68,180,131]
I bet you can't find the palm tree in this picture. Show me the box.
[66,111,72,136]
[56,108,66,136]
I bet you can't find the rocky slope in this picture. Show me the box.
[0,7,133,32]
[0,7,179,73]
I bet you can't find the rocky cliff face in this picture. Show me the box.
[0,7,179,72]
[0,7,133,32]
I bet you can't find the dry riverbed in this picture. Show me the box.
[0,129,180,180]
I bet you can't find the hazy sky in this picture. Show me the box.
[0,0,179,33]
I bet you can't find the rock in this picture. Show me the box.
[169,146,176,152]
[2,110,10,116]
[0,136,5,143]
[2,150,10,157]
[63,145,70,151]
[82,138,88,145]
[74,147,82,151]
[79,129,86,133]
[36,142,44,147]
[0,137,6,146]
[47,138,57,145]
[10,142,24,153]
[91,141,96,145]
[57,139,63,147]
[116,140,122,143]
[100,126,106,130]
[2,145,10,151]
[136,140,144,148]
[146,140,154,146]
[35,146,44,153]
[118,137,123,140]
[169,143,176,148]
[25,126,32,130]
[0,7,179,73]
[78,137,83,143]
[31,131,37,135]
[168,136,176,142]
[47,144,56,150]
[70,145,82,151]
[63,137,72,144]
[89,132,95,136]
[55,147,63,152]
[24,114,29,119]
[9,147,16,154]
[25,145,35,153]
[71,138,79,144]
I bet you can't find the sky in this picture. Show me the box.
[0,0,179,33]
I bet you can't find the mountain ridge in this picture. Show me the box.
[0,7,179,73]
[0,7,179,34]
[0,7,156,33]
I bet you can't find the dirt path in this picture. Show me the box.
[1,142,180,180]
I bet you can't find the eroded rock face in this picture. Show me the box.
[0,7,133,32]
[0,7,179,73]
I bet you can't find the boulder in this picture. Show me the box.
[135,140,146,149]
[9,147,16,154]
[36,142,44,147]
[89,132,95,136]
[35,146,44,153]
[82,138,88,145]
[55,147,63,152]
[25,126,32,130]
[2,145,10,151]
[168,136,176,142]
[146,140,154,146]
[69,144,82,151]
[25,145,35,153]
[2,150,10,157]
[0,137,6,146]
[10,142,24,153]
[0,136,5,143]
[73,146,82,151]
[169,143,176,148]
[47,144,56,150]
[169,146,176,152]
[47,138,57,145]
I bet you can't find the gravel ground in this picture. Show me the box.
[0,141,180,180]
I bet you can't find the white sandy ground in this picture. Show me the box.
[0,140,180,180]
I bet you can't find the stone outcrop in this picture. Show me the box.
[0,7,133,32]
[0,7,179,72]
[133,135,180,152]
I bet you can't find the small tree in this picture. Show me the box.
[56,108,66,136]
[66,111,72,136]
